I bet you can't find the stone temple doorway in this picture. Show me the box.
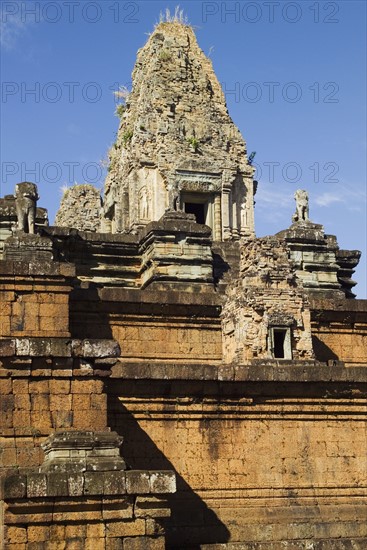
[184,202,206,224]
[181,192,213,228]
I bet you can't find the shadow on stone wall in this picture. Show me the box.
[70,285,114,340]
[106,389,230,549]
[312,335,339,362]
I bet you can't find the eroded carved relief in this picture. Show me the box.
[139,187,149,220]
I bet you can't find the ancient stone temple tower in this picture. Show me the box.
[1,15,367,550]
[102,21,256,240]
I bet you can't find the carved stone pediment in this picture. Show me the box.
[175,170,222,193]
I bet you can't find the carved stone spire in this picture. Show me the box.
[102,21,256,240]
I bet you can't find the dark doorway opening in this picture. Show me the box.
[273,329,286,359]
[184,202,206,224]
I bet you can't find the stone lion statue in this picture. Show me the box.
[15,182,39,234]
[292,189,309,223]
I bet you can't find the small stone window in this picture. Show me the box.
[269,327,292,359]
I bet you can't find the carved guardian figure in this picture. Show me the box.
[293,189,309,222]
[15,182,39,234]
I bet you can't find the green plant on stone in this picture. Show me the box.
[159,49,172,62]
[187,136,199,152]
[122,129,133,147]
[115,104,126,118]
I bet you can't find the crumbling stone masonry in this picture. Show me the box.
[55,184,102,232]
[222,237,314,363]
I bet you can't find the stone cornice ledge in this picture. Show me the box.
[112,361,367,383]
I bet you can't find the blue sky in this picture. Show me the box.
[1,0,366,297]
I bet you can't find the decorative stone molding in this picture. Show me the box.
[40,431,126,473]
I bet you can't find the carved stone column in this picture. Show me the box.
[244,174,256,237]
[232,197,239,240]
[213,194,222,241]
[221,188,231,241]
